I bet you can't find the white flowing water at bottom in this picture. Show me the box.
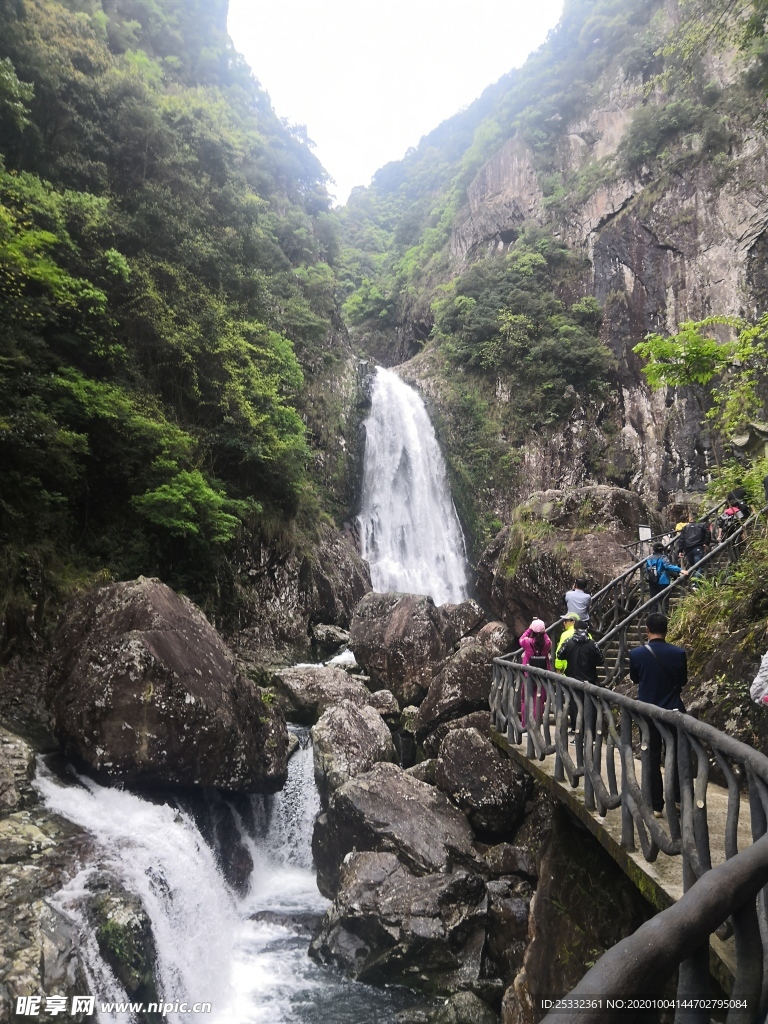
[359,366,469,606]
[37,730,415,1024]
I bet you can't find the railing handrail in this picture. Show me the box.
[489,655,768,1015]
[491,660,768,782]
[597,505,767,651]
[619,499,727,551]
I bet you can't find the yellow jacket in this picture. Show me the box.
[555,624,575,672]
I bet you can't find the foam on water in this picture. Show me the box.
[37,732,414,1024]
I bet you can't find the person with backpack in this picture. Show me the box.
[679,515,711,571]
[519,618,551,728]
[560,621,604,734]
[629,612,687,817]
[645,543,687,612]
[555,611,582,672]
[717,489,751,542]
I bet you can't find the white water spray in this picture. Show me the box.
[35,762,237,1024]
[37,733,414,1024]
[359,367,469,605]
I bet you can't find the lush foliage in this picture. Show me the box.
[0,0,344,623]
[432,235,613,430]
[635,315,768,438]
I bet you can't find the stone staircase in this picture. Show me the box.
[594,526,754,686]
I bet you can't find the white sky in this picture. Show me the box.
[227,0,564,205]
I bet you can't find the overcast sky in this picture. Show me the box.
[227,0,564,205]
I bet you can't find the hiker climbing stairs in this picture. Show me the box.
[510,504,766,687]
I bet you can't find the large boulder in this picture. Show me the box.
[431,991,500,1024]
[414,641,499,743]
[350,593,450,704]
[312,762,480,898]
[435,729,532,840]
[422,712,493,760]
[269,664,375,724]
[46,577,287,792]
[312,700,397,804]
[440,600,487,648]
[310,851,488,996]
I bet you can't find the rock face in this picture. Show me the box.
[475,486,660,633]
[234,520,372,665]
[0,728,91,1019]
[270,664,376,723]
[350,593,451,704]
[504,805,654,1022]
[312,762,479,898]
[435,729,532,840]
[310,851,488,996]
[46,577,287,793]
[312,700,397,804]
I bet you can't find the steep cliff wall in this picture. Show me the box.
[340,0,768,554]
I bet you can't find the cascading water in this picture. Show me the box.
[359,366,469,605]
[37,730,415,1023]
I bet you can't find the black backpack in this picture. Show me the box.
[645,557,661,583]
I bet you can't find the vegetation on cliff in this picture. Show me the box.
[0,0,347,630]
[336,0,768,552]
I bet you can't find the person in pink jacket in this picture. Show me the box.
[519,618,552,727]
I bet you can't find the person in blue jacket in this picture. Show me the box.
[629,612,687,817]
[645,543,687,612]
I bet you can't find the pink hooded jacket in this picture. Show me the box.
[519,628,552,668]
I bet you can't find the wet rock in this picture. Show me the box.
[369,688,401,719]
[270,664,376,723]
[249,910,323,937]
[431,991,500,1024]
[87,882,159,1004]
[0,734,91,1021]
[439,601,487,648]
[485,879,531,986]
[312,623,351,658]
[310,851,488,996]
[312,762,480,898]
[46,577,287,793]
[435,729,531,841]
[0,727,36,814]
[350,593,450,704]
[312,700,397,804]
[422,713,493,760]
[414,643,499,743]
[405,759,437,785]
[484,844,537,880]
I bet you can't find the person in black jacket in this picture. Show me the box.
[679,514,710,571]
[560,621,604,734]
[629,612,687,817]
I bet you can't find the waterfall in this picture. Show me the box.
[37,730,415,1024]
[359,366,469,605]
